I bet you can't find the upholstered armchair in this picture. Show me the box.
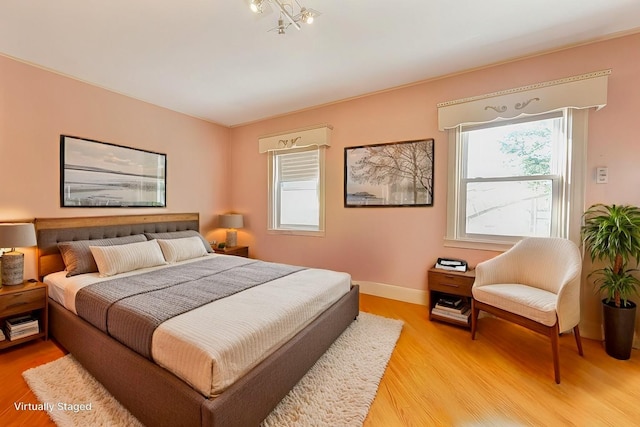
[471,237,583,383]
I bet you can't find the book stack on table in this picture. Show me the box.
[5,315,39,341]
[432,295,470,322]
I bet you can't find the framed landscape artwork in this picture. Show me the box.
[60,135,167,208]
[344,138,434,207]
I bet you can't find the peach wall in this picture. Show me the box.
[229,33,640,338]
[0,55,230,279]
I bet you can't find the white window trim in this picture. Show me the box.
[267,145,326,237]
[564,108,588,245]
[260,124,331,237]
[444,108,588,251]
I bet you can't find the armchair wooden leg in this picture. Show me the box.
[550,323,561,384]
[574,325,584,356]
[471,299,479,340]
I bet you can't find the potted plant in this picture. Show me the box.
[581,204,640,359]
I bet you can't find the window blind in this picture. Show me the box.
[278,150,319,182]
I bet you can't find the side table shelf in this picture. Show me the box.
[0,281,48,350]
[427,267,475,329]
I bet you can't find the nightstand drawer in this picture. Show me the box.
[429,273,474,296]
[0,288,46,316]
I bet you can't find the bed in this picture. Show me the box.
[35,213,360,427]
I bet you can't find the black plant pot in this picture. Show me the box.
[602,299,637,360]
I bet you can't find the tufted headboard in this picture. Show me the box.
[35,213,200,279]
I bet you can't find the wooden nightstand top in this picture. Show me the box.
[212,245,249,258]
[0,280,46,295]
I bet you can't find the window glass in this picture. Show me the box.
[279,181,318,227]
[457,112,564,241]
[465,180,553,237]
[465,118,559,178]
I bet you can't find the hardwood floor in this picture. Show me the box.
[361,294,640,427]
[2,294,639,426]
[0,337,66,426]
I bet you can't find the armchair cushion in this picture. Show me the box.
[472,284,558,327]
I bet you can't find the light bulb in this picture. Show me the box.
[250,0,263,13]
[300,8,314,24]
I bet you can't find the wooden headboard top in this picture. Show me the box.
[35,213,200,279]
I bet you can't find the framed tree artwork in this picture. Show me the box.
[344,138,434,207]
[60,135,167,208]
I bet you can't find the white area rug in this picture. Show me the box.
[22,312,402,427]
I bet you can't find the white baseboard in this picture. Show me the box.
[354,280,428,306]
[579,319,603,342]
[356,280,640,349]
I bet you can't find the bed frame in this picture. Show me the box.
[35,213,359,427]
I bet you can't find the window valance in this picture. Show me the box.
[437,70,610,130]
[258,124,332,153]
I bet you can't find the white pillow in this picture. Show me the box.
[157,236,208,263]
[89,240,167,277]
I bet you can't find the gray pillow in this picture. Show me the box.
[144,230,213,253]
[58,234,147,277]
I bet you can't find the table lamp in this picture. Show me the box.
[219,214,244,248]
[0,223,37,286]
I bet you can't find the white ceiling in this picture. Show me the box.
[2,1,640,127]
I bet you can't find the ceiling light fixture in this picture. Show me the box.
[249,0,264,13]
[249,0,320,34]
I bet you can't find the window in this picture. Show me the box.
[439,71,607,249]
[268,146,325,236]
[462,112,563,239]
[446,109,587,249]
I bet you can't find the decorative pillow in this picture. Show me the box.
[89,240,167,277]
[157,236,208,263]
[58,234,147,277]
[144,230,213,253]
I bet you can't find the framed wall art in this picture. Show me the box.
[60,135,167,208]
[344,138,434,207]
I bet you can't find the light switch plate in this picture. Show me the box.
[596,167,608,184]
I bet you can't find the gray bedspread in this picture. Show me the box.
[75,256,305,358]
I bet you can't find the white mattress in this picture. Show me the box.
[45,255,351,397]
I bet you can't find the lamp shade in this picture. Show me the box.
[0,223,37,249]
[0,223,37,286]
[219,214,244,229]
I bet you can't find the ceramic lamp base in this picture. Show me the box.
[1,251,24,286]
[225,230,238,248]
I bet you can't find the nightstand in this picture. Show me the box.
[212,245,249,258]
[0,281,48,350]
[427,267,475,329]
